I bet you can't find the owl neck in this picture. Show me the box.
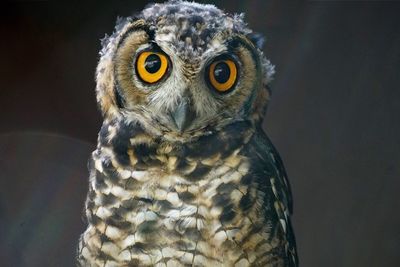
[96,117,255,180]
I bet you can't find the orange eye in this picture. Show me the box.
[208,58,238,93]
[136,51,169,84]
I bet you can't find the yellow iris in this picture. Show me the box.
[136,51,169,84]
[208,59,237,93]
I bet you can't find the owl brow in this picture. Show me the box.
[226,35,261,69]
[226,35,256,53]
[138,42,165,53]
[117,21,155,50]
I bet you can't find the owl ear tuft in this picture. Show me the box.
[247,32,265,50]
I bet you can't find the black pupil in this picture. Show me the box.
[144,54,161,74]
[214,61,231,84]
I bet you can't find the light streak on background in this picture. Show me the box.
[0,133,93,266]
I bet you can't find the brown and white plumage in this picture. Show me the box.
[77,1,297,266]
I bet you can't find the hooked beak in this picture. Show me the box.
[170,97,196,133]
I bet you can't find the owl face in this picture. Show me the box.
[96,1,274,142]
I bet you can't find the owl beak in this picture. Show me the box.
[171,97,195,133]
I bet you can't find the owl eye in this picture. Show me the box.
[136,51,169,84]
[207,57,238,93]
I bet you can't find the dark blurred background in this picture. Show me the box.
[0,0,399,266]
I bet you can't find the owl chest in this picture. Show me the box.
[87,147,268,265]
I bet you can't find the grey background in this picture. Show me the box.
[0,0,399,266]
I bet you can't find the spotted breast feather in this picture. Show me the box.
[78,118,298,266]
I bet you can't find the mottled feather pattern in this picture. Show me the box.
[78,119,296,266]
[77,1,297,266]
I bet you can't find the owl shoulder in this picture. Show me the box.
[243,127,299,265]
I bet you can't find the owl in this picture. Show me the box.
[77,1,298,266]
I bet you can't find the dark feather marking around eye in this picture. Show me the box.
[114,88,125,109]
[226,37,261,69]
[116,23,155,50]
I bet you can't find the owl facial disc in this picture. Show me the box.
[97,0,275,142]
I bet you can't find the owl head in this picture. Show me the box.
[96,0,274,142]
